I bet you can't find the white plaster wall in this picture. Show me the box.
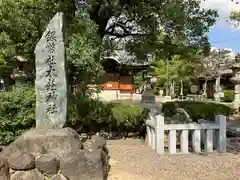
[92,90,142,102]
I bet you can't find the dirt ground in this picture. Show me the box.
[107,139,240,180]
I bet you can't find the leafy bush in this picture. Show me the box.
[67,96,149,134]
[162,101,231,122]
[222,90,234,102]
[0,86,35,145]
[0,86,149,145]
[110,102,149,132]
[67,96,114,132]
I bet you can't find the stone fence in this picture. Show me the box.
[146,113,227,154]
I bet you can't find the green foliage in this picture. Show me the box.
[133,72,145,91]
[230,10,240,26]
[0,0,218,76]
[0,0,64,86]
[162,101,231,122]
[111,103,147,128]
[66,11,104,89]
[222,90,234,102]
[0,55,4,65]
[0,0,59,60]
[0,0,76,83]
[0,86,35,145]
[67,96,149,133]
[0,86,148,144]
[196,49,234,81]
[152,55,196,96]
[152,55,196,83]
[0,54,13,79]
[67,96,114,131]
[104,0,218,59]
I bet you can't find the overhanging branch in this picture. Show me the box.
[104,30,148,38]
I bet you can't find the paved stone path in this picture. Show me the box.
[108,139,240,180]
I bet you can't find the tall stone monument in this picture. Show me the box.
[35,12,67,129]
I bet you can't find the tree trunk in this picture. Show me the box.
[180,80,183,100]
[171,80,175,98]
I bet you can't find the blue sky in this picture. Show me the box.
[201,0,240,52]
[209,25,240,52]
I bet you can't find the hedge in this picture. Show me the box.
[222,90,234,102]
[162,101,231,122]
[0,86,35,145]
[0,86,148,145]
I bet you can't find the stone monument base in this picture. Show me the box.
[0,128,109,180]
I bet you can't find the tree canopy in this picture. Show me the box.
[195,49,235,81]
[1,0,218,59]
[0,0,219,92]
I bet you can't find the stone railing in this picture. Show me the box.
[146,113,227,154]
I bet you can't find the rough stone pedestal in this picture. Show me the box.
[0,128,109,180]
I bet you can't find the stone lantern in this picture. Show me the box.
[141,75,157,104]
[10,56,28,87]
[230,54,240,110]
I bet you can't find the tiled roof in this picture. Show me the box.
[104,50,151,66]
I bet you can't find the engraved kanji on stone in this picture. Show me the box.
[46,41,56,54]
[46,78,57,91]
[45,30,57,43]
[45,55,56,65]
[46,90,57,101]
[45,65,57,78]
[46,104,57,115]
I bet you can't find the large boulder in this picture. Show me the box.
[11,169,45,180]
[1,128,109,180]
[50,174,68,180]
[60,149,108,180]
[0,158,10,180]
[1,143,25,159]
[8,153,35,170]
[35,153,60,176]
[84,135,108,154]
[0,146,5,152]
[1,128,83,160]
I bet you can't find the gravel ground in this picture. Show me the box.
[107,139,240,180]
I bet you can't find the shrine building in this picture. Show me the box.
[95,51,150,100]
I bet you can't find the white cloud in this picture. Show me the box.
[201,0,240,27]
[211,47,236,58]
[211,47,233,52]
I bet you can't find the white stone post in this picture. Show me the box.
[155,113,165,154]
[215,115,227,153]
[146,126,151,147]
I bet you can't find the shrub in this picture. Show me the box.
[222,90,234,102]
[67,96,149,134]
[67,96,114,132]
[0,86,149,145]
[162,101,231,122]
[0,85,35,145]
[110,102,149,132]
